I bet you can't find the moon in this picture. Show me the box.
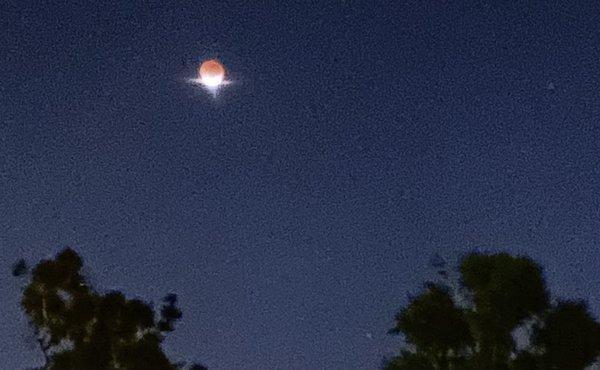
[199,59,226,87]
[188,59,230,97]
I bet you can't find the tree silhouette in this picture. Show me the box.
[14,248,206,370]
[388,284,472,369]
[531,300,600,370]
[386,252,600,370]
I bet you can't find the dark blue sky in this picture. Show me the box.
[1,1,599,369]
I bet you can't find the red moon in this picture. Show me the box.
[198,59,226,87]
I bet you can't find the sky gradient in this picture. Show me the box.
[1,1,600,369]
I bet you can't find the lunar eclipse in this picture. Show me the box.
[188,59,230,97]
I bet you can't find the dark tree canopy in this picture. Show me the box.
[532,300,600,370]
[390,284,472,364]
[15,248,206,370]
[386,252,600,370]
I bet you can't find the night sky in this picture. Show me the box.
[1,1,600,369]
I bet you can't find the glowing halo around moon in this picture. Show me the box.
[188,59,231,97]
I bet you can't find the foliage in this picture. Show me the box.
[389,284,472,368]
[532,300,600,370]
[15,248,206,370]
[384,350,432,370]
[385,252,600,370]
